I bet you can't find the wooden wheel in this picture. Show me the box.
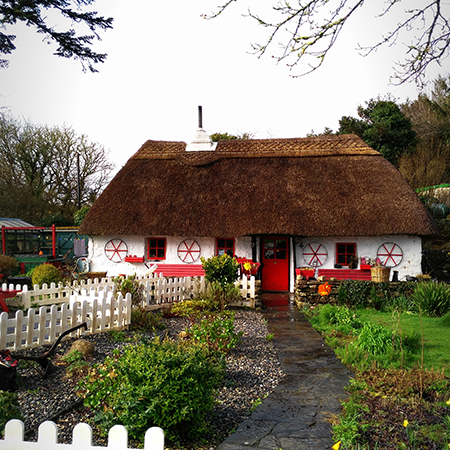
[302,242,328,267]
[104,239,128,263]
[377,242,403,267]
[177,239,201,263]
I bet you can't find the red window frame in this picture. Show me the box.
[147,237,166,260]
[336,243,356,265]
[216,238,235,257]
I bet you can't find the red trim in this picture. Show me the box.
[153,264,205,277]
[147,237,166,260]
[216,237,235,257]
[336,243,356,265]
[318,269,371,281]
[124,256,145,263]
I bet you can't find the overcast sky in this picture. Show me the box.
[0,0,448,173]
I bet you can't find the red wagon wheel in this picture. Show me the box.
[177,239,201,263]
[302,242,328,267]
[377,242,403,268]
[104,239,128,263]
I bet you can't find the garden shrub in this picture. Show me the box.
[0,255,19,279]
[441,311,450,327]
[0,390,22,437]
[31,263,63,287]
[356,322,400,356]
[189,312,243,355]
[200,255,239,309]
[201,254,239,288]
[412,281,450,317]
[80,337,225,443]
[113,274,144,307]
[130,308,165,332]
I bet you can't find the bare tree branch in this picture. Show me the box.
[207,0,450,86]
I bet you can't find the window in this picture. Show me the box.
[336,243,356,265]
[147,238,166,260]
[216,238,235,257]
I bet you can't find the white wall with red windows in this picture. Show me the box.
[87,235,253,276]
[296,235,423,282]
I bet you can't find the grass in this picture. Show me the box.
[356,308,450,375]
[306,302,450,449]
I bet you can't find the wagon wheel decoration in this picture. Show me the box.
[377,242,403,268]
[302,242,328,267]
[104,239,128,263]
[177,239,201,263]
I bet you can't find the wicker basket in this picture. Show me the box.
[371,267,391,282]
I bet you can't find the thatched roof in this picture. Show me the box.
[79,134,436,237]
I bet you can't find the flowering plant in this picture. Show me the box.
[318,282,332,296]
[360,256,383,267]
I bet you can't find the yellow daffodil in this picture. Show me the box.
[332,441,341,450]
[403,419,409,427]
[243,262,252,271]
[446,398,450,406]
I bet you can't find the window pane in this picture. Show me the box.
[276,239,287,249]
[149,239,156,248]
[158,239,165,248]
[337,255,346,264]
[226,239,233,248]
[276,249,287,259]
[265,240,274,249]
[149,248,156,258]
[226,249,234,257]
[337,244,345,253]
[157,249,165,258]
[218,249,225,256]
[347,244,355,254]
[218,238,225,248]
[265,249,275,259]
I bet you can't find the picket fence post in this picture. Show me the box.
[0,419,164,450]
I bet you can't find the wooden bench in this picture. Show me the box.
[317,269,372,281]
[153,264,205,277]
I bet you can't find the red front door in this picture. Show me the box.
[262,237,289,291]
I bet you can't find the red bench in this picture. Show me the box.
[317,269,372,281]
[152,264,205,277]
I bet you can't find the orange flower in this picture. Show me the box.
[318,282,332,296]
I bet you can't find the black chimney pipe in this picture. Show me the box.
[198,105,203,129]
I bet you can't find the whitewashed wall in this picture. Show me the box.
[88,235,253,276]
[295,235,423,282]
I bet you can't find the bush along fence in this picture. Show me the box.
[2,273,256,311]
[295,277,416,309]
[0,293,132,351]
[0,419,164,450]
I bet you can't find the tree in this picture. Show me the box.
[208,1,450,86]
[338,97,416,166]
[210,131,253,142]
[0,0,113,71]
[0,113,114,225]
[399,74,450,187]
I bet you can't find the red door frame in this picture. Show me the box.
[261,236,290,291]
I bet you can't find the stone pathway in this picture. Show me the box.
[217,294,352,450]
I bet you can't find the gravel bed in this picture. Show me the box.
[12,310,283,449]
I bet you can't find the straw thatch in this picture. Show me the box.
[79,134,436,237]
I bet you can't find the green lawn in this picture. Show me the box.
[356,308,450,375]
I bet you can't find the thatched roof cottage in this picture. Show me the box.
[79,125,436,291]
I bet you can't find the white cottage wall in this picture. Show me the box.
[295,235,423,281]
[87,236,253,276]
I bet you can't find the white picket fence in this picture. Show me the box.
[0,293,131,351]
[0,273,255,351]
[2,273,256,311]
[0,419,164,450]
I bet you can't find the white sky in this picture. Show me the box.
[0,0,448,174]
